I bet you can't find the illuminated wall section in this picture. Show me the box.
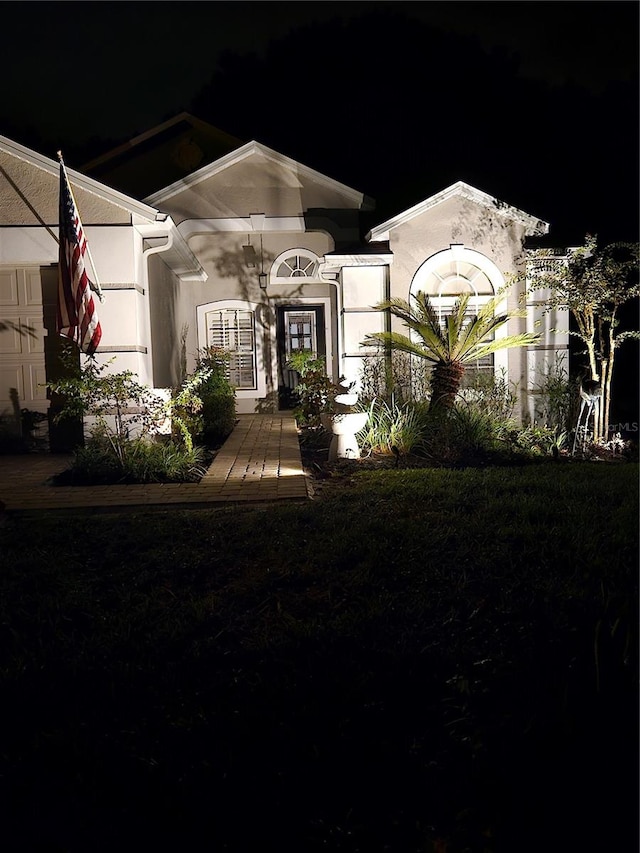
[341,265,388,390]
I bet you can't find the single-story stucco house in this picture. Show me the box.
[0,113,568,445]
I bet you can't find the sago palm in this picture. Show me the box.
[363,290,539,411]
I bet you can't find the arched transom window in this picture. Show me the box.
[410,245,506,382]
[426,259,494,320]
[271,250,319,281]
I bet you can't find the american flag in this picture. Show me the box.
[56,156,102,356]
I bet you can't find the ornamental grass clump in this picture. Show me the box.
[359,397,429,457]
[118,436,209,483]
[417,404,499,466]
[57,432,209,485]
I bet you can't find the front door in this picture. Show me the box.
[276,305,325,410]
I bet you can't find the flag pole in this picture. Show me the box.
[57,151,105,303]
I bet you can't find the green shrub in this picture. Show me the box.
[356,368,575,467]
[201,393,236,445]
[450,405,500,452]
[194,347,236,445]
[167,366,212,452]
[66,438,122,484]
[530,354,580,433]
[359,397,429,457]
[47,347,216,483]
[47,351,172,457]
[287,351,339,433]
[419,404,497,465]
[168,347,236,450]
[123,438,209,483]
[514,424,568,456]
[47,350,166,445]
[353,376,523,465]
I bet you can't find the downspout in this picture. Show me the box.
[143,213,174,260]
[143,230,173,259]
[140,215,174,386]
[318,262,344,383]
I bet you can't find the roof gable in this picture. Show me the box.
[368,181,549,241]
[0,133,163,222]
[0,134,206,280]
[145,140,374,211]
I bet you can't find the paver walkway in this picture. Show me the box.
[0,414,309,513]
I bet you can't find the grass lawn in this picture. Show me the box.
[1,461,638,852]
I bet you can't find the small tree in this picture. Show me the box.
[526,235,639,441]
[363,289,539,414]
[286,351,339,432]
[47,349,166,458]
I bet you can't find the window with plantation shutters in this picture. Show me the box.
[208,308,256,389]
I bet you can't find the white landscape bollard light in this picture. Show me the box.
[323,393,368,461]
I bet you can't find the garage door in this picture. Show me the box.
[0,266,48,421]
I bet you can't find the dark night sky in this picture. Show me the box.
[3,1,639,243]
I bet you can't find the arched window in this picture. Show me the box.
[410,245,506,384]
[271,249,320,282]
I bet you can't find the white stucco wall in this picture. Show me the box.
[381,195,539,417]
[340,265,388,391]
[386,196,527,301]
[0,220,156,415]
[170,230,337,412]
[0,145,157,384]
[0,153,130,226]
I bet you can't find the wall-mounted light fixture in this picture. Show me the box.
[259,273,268,289]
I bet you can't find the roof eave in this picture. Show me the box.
[367,180,550,242]
[135,217,208,282]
